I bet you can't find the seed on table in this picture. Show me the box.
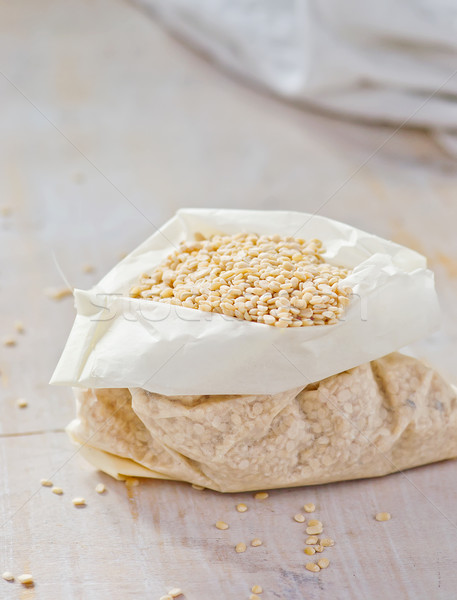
[124,477,139,487]
[251,585,262,594]
[305,563,320,573]
[251,538,262,547]
[305,536,319,545]
[236,503,248,512]
[303,503,315,513]
[307,519,322,527]
[82,264,95,274]
[2,572,14,582]
[254,492,269,500]
[45,287,73,301]
[72,497,86,507]
[191,484,205,490]
[159,596,172,600]
[52,486,63,495]
[250,595,261,600]
[168,588,183,597]
[235,542,247,553]
[215,521,229,530]
[306,524,323,535]
[315,544,324,553]
[317,558,330,569]
[304,547,315,555]
[17,398,28,409]
[375,512,391,521]
[14,320,25,334]
[3,336,16,347]
[40,479,53,487]
[294,513,306,523]
[320,538,335,547]
[17,574,33,585]
[95,483,106,494]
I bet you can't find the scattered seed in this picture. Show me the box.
[320,538,335,547]
[251,538,262,547]
[294,513,306,523]
[3,337,16,347]
[250,595,261,600]
[304,547,315,555]
[159,596,172,600]
[303,503,315,513]
[305,563,320,573]
[191,484,205,490]
[72,497,86,507]
[251,585,263,594]
[168,588,183,597]
[317,558,330,569]
[254,492,269,500]
[306,525,323,535]
[82,264,95,274]
[2,572,14,582]
[14,321,25,334]
[236,503,248,513]
[95,483,106,494]
[305,536,319,545]
[17,574,33,585]
[375,512,391,522]
[307,519,322,527]
[52,486,63,495]
[315,544,324,553]
[17,398,28,409]
[45,287,73,301]
[235,542,247,553]
[215,521,229,530]
[40,479,53,487]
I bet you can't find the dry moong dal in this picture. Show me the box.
[69,353,457,492]
[129,232,352,327]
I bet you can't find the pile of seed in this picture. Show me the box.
[129,232,352,327]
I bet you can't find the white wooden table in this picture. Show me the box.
[1,1,457,598]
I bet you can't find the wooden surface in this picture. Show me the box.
[1,0,457,598]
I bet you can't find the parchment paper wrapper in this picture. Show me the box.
[51,208,440,396]
[52,209,453,491]
[67,353,457,492]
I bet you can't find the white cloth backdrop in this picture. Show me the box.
[132,0,457,132]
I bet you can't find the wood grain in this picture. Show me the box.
[1,0,457,598]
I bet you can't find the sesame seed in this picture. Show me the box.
[307,519,322,527]
[235,542,247,553]
[305,563,320,573]
[251,538,262,547]
[250,595,261,600]
[236,503,248,513]
[124,477,139,488]
[16,398,28,409]
[82,264,95,274]
[306,525,323,535]
[72,497,86,507]
[304,547,315,555]
[52,486,63,495]
[315,544,324,553]
[3,337,16,347]
[45,287,73,301]
[375,512,391,522]
[14,321,25,334]
[254,492,269,500]
[305,536,319,545]
[317,558,330,569]
[303,503,315,513]
[251,585,263,594]
[320,538,335,547]
[17,574,33,585]
[95,483,106,494]
[40,479,53,487]
[294,513,306,523]
[168,588,183,597]
[215,521,229,530]
[191,484,205,490]
[159,596,172,600]
[2,572,14,582]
